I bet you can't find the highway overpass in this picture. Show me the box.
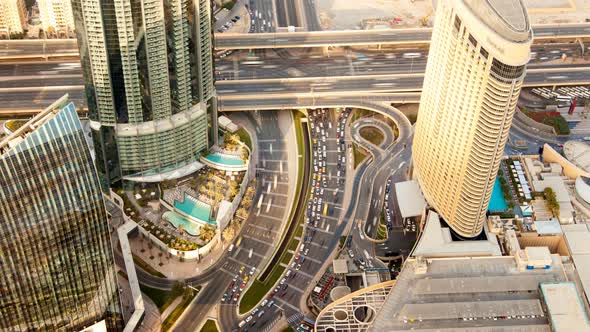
[215,24,590,49]
[1,23,588,61]
[1,66,588,115]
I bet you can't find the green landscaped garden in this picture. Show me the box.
[352,143,368,169]
[238,110,310,314]
[200,320,219,332]
[521,108,570,135]
[359,126,385,146]
[236,128,253,151]
[161,286,201,332]
[139,281,186,312]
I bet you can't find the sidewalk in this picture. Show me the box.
[129,233,229,279]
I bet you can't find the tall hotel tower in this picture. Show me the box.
[0,96,123,331]
[412,0,532,238]
[71,0,216,185]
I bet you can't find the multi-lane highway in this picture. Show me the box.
[1,23,588,60]
[215,24,590,49]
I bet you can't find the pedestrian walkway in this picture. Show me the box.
[129,233,229,279]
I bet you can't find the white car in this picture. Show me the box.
[246,315,253,323]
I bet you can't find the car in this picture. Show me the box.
[303,248,310,256]
[282,283,288,290]
[250,266,256,275]
[233,293,240,302]
[229,280,235,288]
[267,300,275,308]
[245,315,253,323]
[232,286,238,293]
[358,258,366,266]
[348,250,354,258]
[257,310,265,318]
[280,278,287,285]
[240,266,246,274]
[244,276,249,282]
[296,264,302,271]
[290,261,297,269]
[222,293,228,302]
[285,270,292,278]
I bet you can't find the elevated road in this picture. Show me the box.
[1,23,588,60]
[1,66,588,114]
[215,24,590,49]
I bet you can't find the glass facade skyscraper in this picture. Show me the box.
[71,0,217,185]
[0,96,123,331]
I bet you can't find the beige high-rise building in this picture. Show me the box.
[412,0,532,238]
[0,0,27,38]
[38,0,75,37]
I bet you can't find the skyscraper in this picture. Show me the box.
[412,0,532,238]
[0,0,27,38]
[38,0,75,37]
[71,0,217,186]
[0,96,123,331]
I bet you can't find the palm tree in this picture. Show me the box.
[200,225,216,242]
[236,207,248,219]
[228,187,239,199]
[242,199,252,209]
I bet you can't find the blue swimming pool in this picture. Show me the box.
[163,211,200,236]
[174,193,216,225]
[489,178,508,211]
[205,153,244,166]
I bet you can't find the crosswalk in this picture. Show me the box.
[287,312,304,327]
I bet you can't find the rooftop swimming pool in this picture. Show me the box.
[174,193,216,225]
[163,211,200,236]
[489,178,508,211]
[205,153,245,166]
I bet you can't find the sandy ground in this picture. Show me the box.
[316,0,590,30]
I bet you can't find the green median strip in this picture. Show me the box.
[200,319,219,332]
[161,286,201,332]
[238,110,310,314]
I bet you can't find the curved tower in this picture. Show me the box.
[71,0,216,185]
[412,0,532,238]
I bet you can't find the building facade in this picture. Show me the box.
[38,0,75,37]
[0,0,27,38]
[71,0,217,186]
[412,0,532,238]
[0,96,123,331]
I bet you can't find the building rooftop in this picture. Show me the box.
[0,95,71,157]
[463,0,530,42]
[539,282,590,332]
[412,210,502,257]
[564,141,590,173]
[395,180,426,218]
[368,255,567,332]
[562,224,590,305]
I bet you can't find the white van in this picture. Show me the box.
[239,320,246,328]
[228,244,235,252]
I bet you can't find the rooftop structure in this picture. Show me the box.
[576,176,590,208]
[531,175,575,224]
[366,255,567,332]
[395,180,427,219]
[411,0,532,238]
[412,211,502,258]
[563,141,590,174]
[539,282,590,332]
[562,224,590,305]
